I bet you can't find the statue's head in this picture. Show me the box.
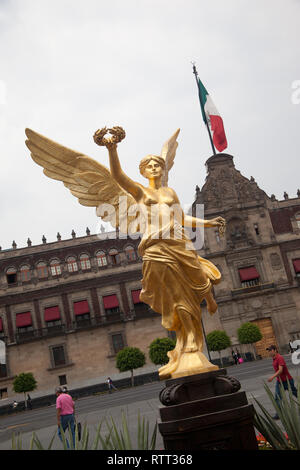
[139,155,166,180]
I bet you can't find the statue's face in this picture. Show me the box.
[143,159,163,179]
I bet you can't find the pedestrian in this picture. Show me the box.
[12,400,18,409]
[236,349,243,364]
[55,386,76,448]
[27,394,32,410]
[266,344,298,420]
[62,386,68,393]
[107,377,118,394]
[232,350,238,365]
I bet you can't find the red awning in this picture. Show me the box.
[293,259,300,273]
[44,306,61,322]
[103,294,119,309]
[239,267,260,282]
[16,312,32,327]
[0,318,3,331]
[131,289,141,304]
[73,300,90,316]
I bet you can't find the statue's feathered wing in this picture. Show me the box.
[160,128,180,187]
[25,128,137,231]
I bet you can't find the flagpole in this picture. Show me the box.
[192,63,217,156]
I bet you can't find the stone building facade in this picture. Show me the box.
[0,232,166,400]
[193,153,300,360]
[0,152,299,401]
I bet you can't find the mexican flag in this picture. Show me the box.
[197,78,227,152]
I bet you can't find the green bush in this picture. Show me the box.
[206,330,231,367]
[237,322,262,360]
[116,347,146,386]
[13,372,37,408]
[149,337,176,365]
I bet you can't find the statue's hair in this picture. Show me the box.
[139,155,166,177]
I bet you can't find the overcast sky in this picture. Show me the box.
[0,0,299,250]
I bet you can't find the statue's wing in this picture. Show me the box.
[25,128,138,232]
[160,128,180,186]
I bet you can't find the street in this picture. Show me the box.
[0,355,299,450]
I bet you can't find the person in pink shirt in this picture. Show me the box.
[56,386,75,448]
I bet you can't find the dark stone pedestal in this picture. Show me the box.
[158,369,258,450]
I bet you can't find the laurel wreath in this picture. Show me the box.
[93,126,126,146]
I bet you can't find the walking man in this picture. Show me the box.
[56,386,76,448]
[107,377,118,394]
[266,344,298,419]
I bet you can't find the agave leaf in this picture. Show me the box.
[150,421,158,450]
[252,394,289,448]
[121,411,132,450]
[33,432,46,450]
[11,433,16,450]
[29,432,35,450]
[47,430,57,450]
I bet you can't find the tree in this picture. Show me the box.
[237,322,263,360]
[116,347,146,387]
[13,372,37,408]
[149,337,176,366]
[206,330,231,367]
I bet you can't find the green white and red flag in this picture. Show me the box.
[197,78,227,152]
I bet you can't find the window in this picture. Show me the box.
[37,262,48,279]
[59,375,67,386]
[80,254,91,270]
[125,246,136,261]
[67,256,78,273]
[103,295,120,315]
[111,333,124,354]
[96,251,107,267]
[293,259,300,277]
[16,312,33,333]
[51,345,66,367]
[44,306,62,328]
[20,265,31,282]
[50,259,61,276]
[254,223,260,235]
[238,266,260,288]
[6,267,17,285]
[0,388,8,399]
[109,249,120,265]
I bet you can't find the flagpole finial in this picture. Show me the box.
[191,62,198,77]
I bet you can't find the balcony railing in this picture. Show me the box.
[231,282,275,297]
[13,313,126,343]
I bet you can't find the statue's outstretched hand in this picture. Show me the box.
[210,216,226,236]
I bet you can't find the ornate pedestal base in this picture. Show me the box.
[158,369,258,450]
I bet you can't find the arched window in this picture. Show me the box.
[50,259,61,276]
[125,246,136,261]
[109,249,120,265]
[20,265,31,282]
[96,250,107,267]
[6,267,17,285]
[67,256,78,273]
[37,262,48,279]
[80,254,91,270]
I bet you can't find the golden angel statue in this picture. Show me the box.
[25,126,226,380]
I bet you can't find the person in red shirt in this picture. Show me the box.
[56,386,76,448]
[267,345,298,420]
